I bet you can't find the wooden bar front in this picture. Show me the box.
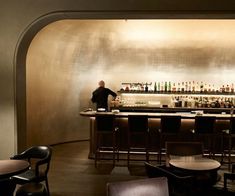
[80,111,232,160]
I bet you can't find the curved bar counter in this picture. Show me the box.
[80,111,233,119]
[80,111,233,160]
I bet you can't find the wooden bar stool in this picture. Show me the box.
[221,117,235,170]
[94,114,119,167]
[193,116,216,158]
[127,115,149,167]
[158,115,181,164]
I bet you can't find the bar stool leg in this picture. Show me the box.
[228,135,232,171]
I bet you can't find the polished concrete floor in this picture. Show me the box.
[49,141,146,196]
[47,141,234,196]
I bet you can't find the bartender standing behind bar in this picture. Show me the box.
[91,80,117,111]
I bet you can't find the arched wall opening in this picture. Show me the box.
[15,11,235,152]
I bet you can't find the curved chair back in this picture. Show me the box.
[11,145,52,196]
[11,146,52,175]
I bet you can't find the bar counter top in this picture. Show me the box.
[80,110,234,119]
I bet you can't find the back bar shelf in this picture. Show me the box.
[116,90,235,114]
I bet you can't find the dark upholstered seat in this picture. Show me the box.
[144,162,194,196]
[107,177,169,196]
[16,183,47,196]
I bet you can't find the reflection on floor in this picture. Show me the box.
[48,141,235,196]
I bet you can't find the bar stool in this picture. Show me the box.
[193,116,216,158]
[221,117,235,171]
[95,114,119,167]
[127,115,149,167]
[16,183,47,196]
[158,115,181,164]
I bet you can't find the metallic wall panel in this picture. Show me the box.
[26,19,235,146]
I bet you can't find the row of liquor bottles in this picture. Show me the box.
[173,96,235,108]
[118,95,235,109]
[121,81,235,93]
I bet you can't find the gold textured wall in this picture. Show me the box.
[26,19,235,145]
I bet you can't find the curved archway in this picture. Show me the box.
[15,11,235,152]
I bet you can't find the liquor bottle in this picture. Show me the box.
[226,84,230,93]
[145,82,148,92]
[185,82,188,92]
[160,82,164,92]
[212,84,215,92]
[200,82,204,92]
[168,82,171,92]
[172,83,176,92]
[208,84,211,92]
[196,82,200,92]
[221,85,225,93]
[192,81,195,92]
[177,82,181,92]
[188,81,191,92]
[164,81,168,92]
[141,83,144,91]
[231,83,234,93]
[181,82,184,92]
[154,82,157,92]
[204,83,207,92]
[158,82,160,92]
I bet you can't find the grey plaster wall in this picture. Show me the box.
[1,0,235,158]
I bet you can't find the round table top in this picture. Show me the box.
[0,160,29,179]
[169,156,221,171]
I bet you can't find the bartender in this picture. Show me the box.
[91,80,117,111]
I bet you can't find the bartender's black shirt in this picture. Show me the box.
[91,87,117,110]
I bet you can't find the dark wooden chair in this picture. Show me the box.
[107,176,169,196]
[221,117,235,170]
[224,163,235,191]
[10,146,52,196]
[144,162,194,196]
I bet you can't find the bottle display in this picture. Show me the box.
[119,81,235,110]
[120,81,235,94]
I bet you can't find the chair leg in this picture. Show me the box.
[112,133,116,167]
[127,148,130,167]
[146,150,149,163]
[45,179,50,196]
[113,151,115,167]
[145,134,149,163]
[95,133,100,168]
[95,148,98,168]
